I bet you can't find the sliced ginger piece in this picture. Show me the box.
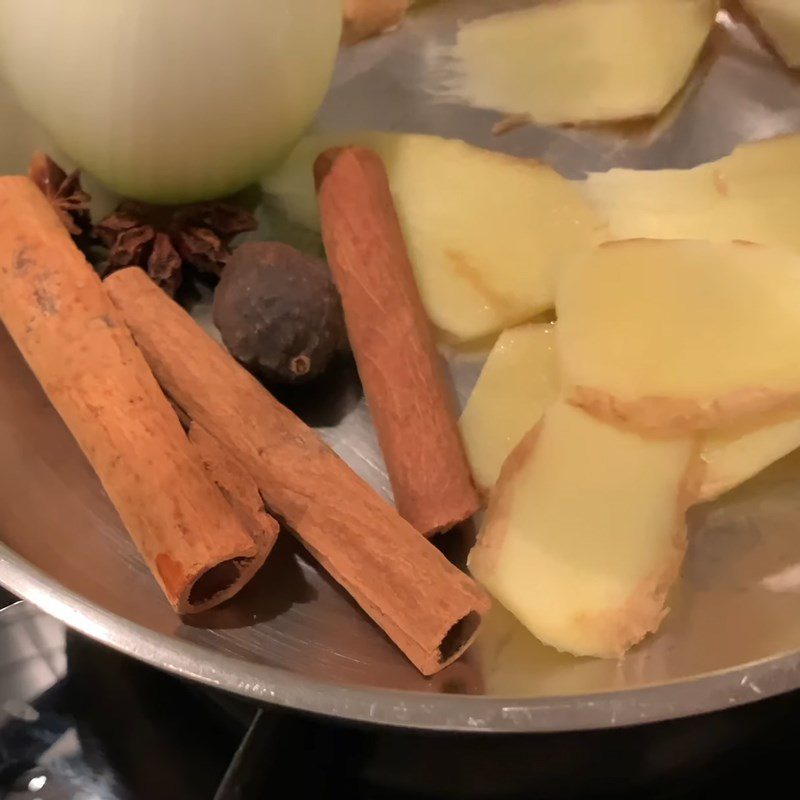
[460,323,558,493]
[444,0,718,126]
[264,131,603,342]
[460,316,800,501]
[460,318,800,501]
[741,0,800,68]
[582,162,733,243]
[469,401,698,658]
[582,134,800,249]
[558,239,800,434]
[701,411,800,501]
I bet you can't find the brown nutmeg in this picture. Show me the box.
[213,242,347,384]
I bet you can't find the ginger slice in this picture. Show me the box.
[460,316,800,502]
[460,323,558,493]
[701,411,800,501]
[582,134,800,251]
[470,401,699,658]
[443,0,718,125]
[558,239,800,434]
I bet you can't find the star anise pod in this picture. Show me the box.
[94,200,257,296]
[29,152,92,237]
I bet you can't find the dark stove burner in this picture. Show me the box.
[1,597,800,800]
[0,601,244,800]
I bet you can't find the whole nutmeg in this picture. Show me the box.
[213,242,347,384]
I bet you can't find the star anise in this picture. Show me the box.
[29,152,92,237]
[94,201,258,296]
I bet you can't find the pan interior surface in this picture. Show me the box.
[1,1,800,730]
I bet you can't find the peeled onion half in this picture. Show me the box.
[0,0,342,203]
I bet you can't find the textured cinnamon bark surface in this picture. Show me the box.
[315,147,480,536]
[105,267,489,675]
[188,422,279,604]
[0,177,265,613]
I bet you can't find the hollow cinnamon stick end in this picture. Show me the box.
[162,555,262,615]
[385,603,489,677]
[422,590,491,676]
[176,423,280,615]
[400,575,490,676]
[154,424,281,616]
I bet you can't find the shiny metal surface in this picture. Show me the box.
[3,1,800,732]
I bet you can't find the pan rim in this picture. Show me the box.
[2,543,798,734]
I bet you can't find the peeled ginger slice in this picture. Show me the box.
[445,0,718,125]
[558,239,800,434]
[469,401,698,658]
[460,317,800,501]
[701,411,800,501]
[582,134,800,250]
[460,323,558,493]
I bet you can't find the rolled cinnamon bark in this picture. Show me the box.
[315,147,480,536]
[105,267,490,675]
[0,176,271,613]
[188,422,280,600]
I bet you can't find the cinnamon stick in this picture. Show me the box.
[104,267,490,675]
[0,176,272,613]
[189,422,280,580]
[315,147,480,536]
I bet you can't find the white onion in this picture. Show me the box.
[0,0,342,203]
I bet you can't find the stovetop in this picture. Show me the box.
[2,591,800,800]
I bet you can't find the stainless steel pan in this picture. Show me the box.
[2,0,800,733]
